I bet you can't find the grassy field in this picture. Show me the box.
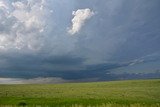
[0,79,160,107]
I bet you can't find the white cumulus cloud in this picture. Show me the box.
[0,1,8,9]
[68,8,94,35]
[0,0,52,51]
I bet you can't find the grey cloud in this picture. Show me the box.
[0,0,160,81]
[0,53,85,72]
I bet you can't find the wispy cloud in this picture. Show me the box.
[0,78,23,84]
[68,8,94,35]
[0,77,99,84]
[0,77,68,84]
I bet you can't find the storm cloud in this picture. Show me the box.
[0,0,160,83]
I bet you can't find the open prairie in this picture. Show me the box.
[0,79,160,107]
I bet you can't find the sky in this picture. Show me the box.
[0,0,160,83]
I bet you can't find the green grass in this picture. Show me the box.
[0,79,160,107]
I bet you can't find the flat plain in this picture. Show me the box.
[0,79,160,107]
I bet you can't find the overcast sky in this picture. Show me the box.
[0,0,160,83]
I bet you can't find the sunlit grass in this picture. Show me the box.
[0,79,159,106]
